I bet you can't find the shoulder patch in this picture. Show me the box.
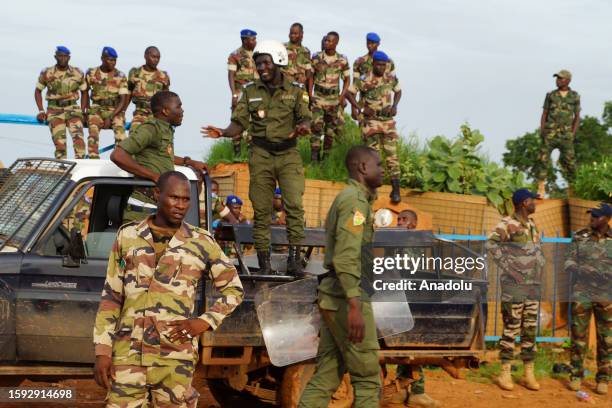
[353,209,366,226]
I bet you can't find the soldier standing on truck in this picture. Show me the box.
[85,47,129,159]
[487,188,545,392]
[127,46,171,134]
[93,170,244,408]
[202,40,311,277]
[110,91,206,223]
[34,46,87,159]
[565,202,611,396]
[299,146,383,408]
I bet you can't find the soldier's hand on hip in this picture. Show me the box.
[201,126,223,139]
[389,106,398,117]
[93,355,115,390]
[293,122,311,137]
[36,111,47,123]
[347,297,365,344]
[167,318,210,343]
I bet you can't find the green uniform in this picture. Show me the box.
[487,214,545,362]
[117,117,175,223]
[36,65,87,159]
[565,227,611,384]
[539,89,581,183]
[93,217,243,407]
[127,66,170,133]
[231,76,311,250]
[299,179,381,408]
[85,66,129,158]
[228,46,259,150]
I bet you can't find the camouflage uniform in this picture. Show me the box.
[85,66,129,158]
[93,217,244,407]
[350,71,401,178]
[36,65,87,159]
[487,214,545,362]
[228,46,259,150]
[310,51,350,151]
[565,227,611,384]
[539,89,581,183]
[282,42,312,86]
[352,53,395,80]
[127,66,170,133]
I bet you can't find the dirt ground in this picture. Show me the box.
[1,370,610,408]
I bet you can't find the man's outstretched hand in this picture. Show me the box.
[201,126,223,139]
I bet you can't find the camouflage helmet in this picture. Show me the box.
[253,40,288,66]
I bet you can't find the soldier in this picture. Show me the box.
[487,188,545,392]
[283,23,313,89]
[347,51,403,204]
[309,31,350,162]
[271,187,286,225]
[93,170,243,407]
[225,195,249,224]
[538,69,580,197]
[565,202,611,395]
[111,91,206,223]
[85,47,129,159]
[202,40,311,277]
[128,46,170,133]
[34,46,87,159]
[228,29,258,157]
[209,179,238,226]
[299,146,383,407]
[352,32,396,80]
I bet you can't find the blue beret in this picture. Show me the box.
[366,32,380,43]
[102,46,118,58]
[372,51,389,62]
[512,188,540,205]
[240,29,257,38]
[587,202,612,218]
[274,188,282,197]
[226,195,243,205]
[56,46,70,55]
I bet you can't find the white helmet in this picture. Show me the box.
[253,40,288,66]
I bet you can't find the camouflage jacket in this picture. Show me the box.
[352,53,396,80]
[93,218,244,366]
[227,46,259,90]
[350,71,401,119]
[86,66,129,105]
[543,88,581,131]
[311,51,350,92]
[36,65,87,101]
[128,66,170,109]
[487,213,545,285]
[282,42,312,85]
[565,227,611,296]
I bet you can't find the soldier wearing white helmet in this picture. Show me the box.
[202,40,311,277]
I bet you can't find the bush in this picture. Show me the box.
[573,157,612,201]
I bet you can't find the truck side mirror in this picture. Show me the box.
[62,228,88,268]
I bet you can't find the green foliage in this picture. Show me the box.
[573,157,612,201]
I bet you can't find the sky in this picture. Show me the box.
[1,0,611,167]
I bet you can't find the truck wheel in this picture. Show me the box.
[278,363,353,408]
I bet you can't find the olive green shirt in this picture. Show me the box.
[319,179,376,310]
[119,117,175,176]
[231,76,311,144]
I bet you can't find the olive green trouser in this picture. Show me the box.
[298,300,380,408]
[248,145,305,250]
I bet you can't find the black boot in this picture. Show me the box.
[287,246,306,278]
[233,143,241,158]
[311,148,320,163]
[390,178,401,204]
[257,250,272,275]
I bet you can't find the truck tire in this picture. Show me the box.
[278,363,353,408]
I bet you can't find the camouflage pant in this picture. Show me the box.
[47,105,86,159]
[106,364,199,408]
[499,298,539,362]
[363,119,400,178]
[570,296,611,383]
[396,365,425,394]
[129,108,152,134]
[538,129,575,183]
[87,107,127,159]
[311,99,344,151]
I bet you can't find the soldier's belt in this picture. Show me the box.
[252,137,296,152]
[47,99,77,108]
[93,98,120,107]
[314,86,340,96]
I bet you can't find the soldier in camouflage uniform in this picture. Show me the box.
[309,31,350,161]
[85,47,129,159]
[34,46,87,159]
[565,203,611,395]
[128,46,170,134]
[228,29,258,157]
[347,51,403,204]
[487,189,545,391]
[538,69,581,197]
[93,171,243,407]
[283,23,313,89]
[352,32,396,81]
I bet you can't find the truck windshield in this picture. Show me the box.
[0,159,74,251]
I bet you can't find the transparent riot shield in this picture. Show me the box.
[371,268,415,338]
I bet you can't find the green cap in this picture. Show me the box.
[553,69,572,80]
